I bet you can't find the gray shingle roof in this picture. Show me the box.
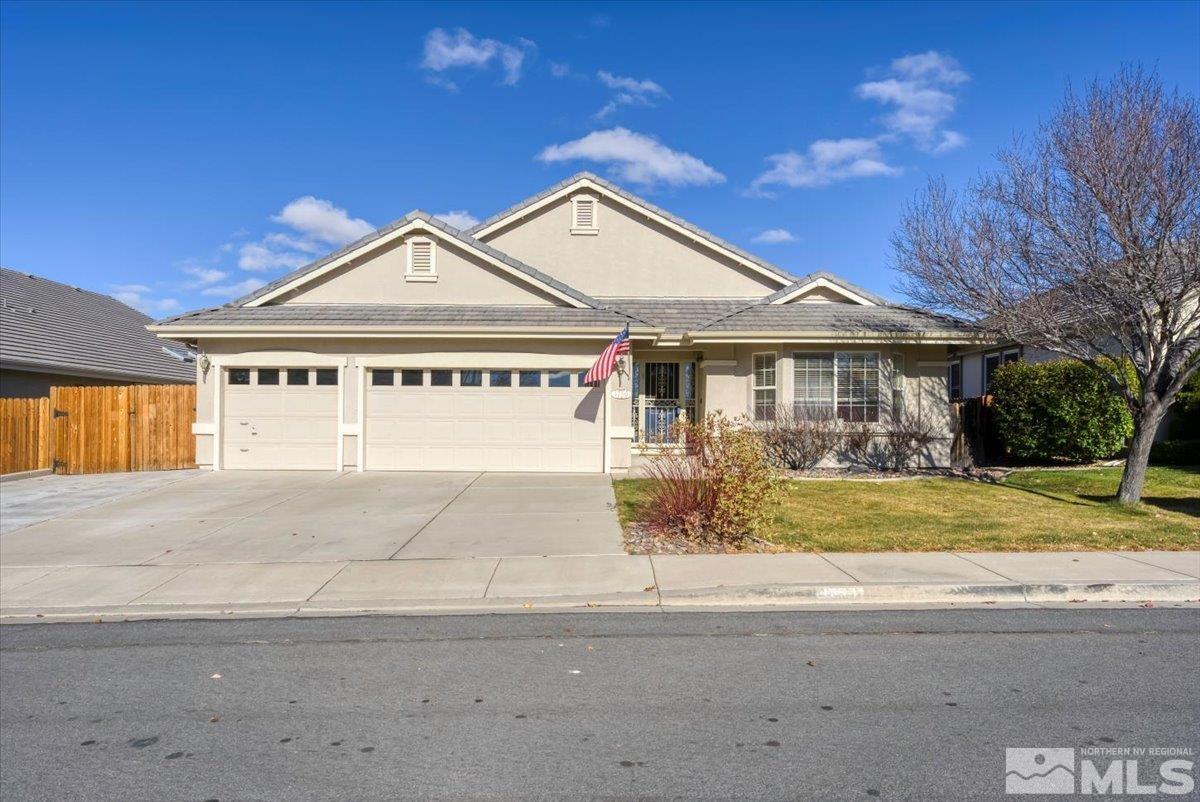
[154,304,640,329]
[697,302,980,334]
[228,210,602,310]
[597,298,755,335]
[467,172,799,286]
[1,268,194,384]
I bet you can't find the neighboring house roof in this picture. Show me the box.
[0,268,194,383]
[467,172,799,287]
[155,304,642,330]
[232,210,602,310]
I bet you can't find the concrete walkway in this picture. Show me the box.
[2,550,1196,622]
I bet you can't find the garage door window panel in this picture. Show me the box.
[490,370,512,387]
[315,369,338,386]
[520,370,541,387]
[257,368,280,385]
[372,369,394,386]
[431,370,452,387]
[401,369,423,386]
[460,370,483,387]
[287,369,309,386]
[548,371,571,388]
[229,369,250,385]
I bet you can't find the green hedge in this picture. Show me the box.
[990,360,1132,462]
[1149,440,1200,466]
[1168,371,1200,439]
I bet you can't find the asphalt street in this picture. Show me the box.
[1,609,1197,801]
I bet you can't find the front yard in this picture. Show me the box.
[614,466,1200,552]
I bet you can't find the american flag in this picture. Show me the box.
[583,325,631,385]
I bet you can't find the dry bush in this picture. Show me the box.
[842,414,938,471]
[643,413,778,545]
[755,405,840,470]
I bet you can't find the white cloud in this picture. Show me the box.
[111,285,181,316]
[421,27,535,88]
[237,242,308,272]
[549,61,571,78]
[434,210,480,230]
[594,70,668,119]
[201,277,266,298]
[856,51,968,153]
[752,228,796,244]
[537,127,724,188]
[271,196,373,246]
[181,265,228,286]
[750,138,900,195]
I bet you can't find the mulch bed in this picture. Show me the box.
[779,466,1010,482]
[624,523,785,555]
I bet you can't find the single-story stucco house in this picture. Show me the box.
[1,267,195,398]
[150,173,986,473]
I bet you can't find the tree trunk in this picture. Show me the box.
[1116,407,1165,504]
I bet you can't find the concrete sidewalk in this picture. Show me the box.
[2,550,1196,622]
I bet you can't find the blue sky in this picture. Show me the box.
[2,1,1197,317]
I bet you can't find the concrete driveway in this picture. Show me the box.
[0,471,624,568]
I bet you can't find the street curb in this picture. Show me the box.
[658,580,1200,606]
[1,580,1195,624]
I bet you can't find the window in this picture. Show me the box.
[372,369,394,386]
[752,353,777,421]
[315,368,338,386]
[460,370,482,387]
[228,368,250,385]
[577,371,589,386]
[792,352,834,416]
[431,369,452,387]
[571,194,598,235]
[836,353,879,422]
[519,370,541,387]
[548,370,571,388]
[406,236,436,281]
[287,369,309,386]
[983,348,1019,395]
[948,361,962,401]
[490,370,512,387]
[401,369,423,386]
[257,368,279,386]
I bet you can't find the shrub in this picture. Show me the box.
[754,405,840,470]
[989,359,1133,462]
[841,413,938,471]
[1168,371,1200,439]
[1149,440,1200,466]
[643,413,778,544]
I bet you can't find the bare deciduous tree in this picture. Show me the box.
[893,68,1199,503]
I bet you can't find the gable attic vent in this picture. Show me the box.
[571,194,598,235]
[406,236,437,282]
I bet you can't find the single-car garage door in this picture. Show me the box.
[222,367,339,470]
[364,368,603,472]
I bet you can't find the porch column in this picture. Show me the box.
[608,353,634,470]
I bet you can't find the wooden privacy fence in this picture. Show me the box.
[0,384,195,475]
[950,395,1000,466]
[0,397,53,474]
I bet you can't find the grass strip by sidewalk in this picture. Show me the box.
[614,466,1199,552]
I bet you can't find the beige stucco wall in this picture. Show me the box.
[280,236,559,306]
[482,195,785,298]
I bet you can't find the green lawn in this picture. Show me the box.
[613,466,1200,552]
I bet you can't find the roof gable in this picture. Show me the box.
[236,212,599,310]
[468,172,798,289]
[761,271,888,306]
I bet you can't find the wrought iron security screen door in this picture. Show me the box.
[633,361,696,444]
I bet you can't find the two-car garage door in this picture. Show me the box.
[364,368,603,472]
[220,365,604,472]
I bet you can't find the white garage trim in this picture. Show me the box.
[354,353,594,369]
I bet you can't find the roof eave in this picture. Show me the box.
[684,330,991,345]
[148,324,665,341]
